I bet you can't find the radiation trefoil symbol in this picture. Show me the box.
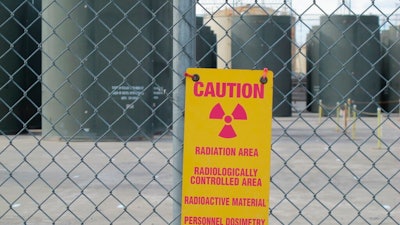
[209,103,247,138]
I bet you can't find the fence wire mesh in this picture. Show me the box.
[0,0,399,224]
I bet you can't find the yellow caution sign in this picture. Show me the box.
[181,68,273,225]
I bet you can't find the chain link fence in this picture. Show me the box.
[0,0,399,224]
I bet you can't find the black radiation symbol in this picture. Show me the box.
[209,103,248,138]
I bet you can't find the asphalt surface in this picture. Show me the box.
[0,113,399,224]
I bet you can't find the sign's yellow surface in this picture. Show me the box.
[182,68,273,225]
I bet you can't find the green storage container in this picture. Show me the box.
[23,0,42,129]
[231,15,292,117]
[319,15,382,115]
[151,0,173,134]
[381,27,400,113]
[306,26,320,113]
[0,0,25,134]
[197,17,217,68]
[42,0,153,141]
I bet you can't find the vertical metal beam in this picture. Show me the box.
[172,0,196,224]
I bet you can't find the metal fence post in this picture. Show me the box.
[172,0,196,224]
